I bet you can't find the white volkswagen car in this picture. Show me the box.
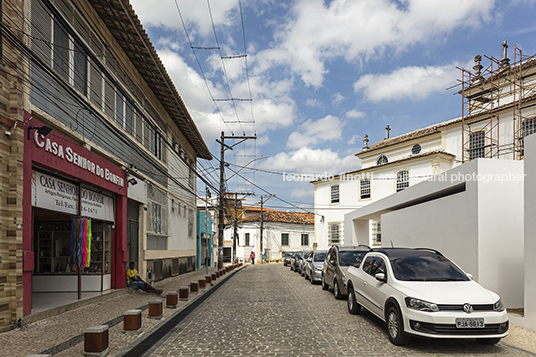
[346,248,509,345]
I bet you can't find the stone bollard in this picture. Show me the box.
[166,291,178,308]
[198,278,206,289]
[123,309,142,334]
[179,286,189,301]
[190,281,199,293]
[211,273,217,281]
[205,275,212,284]
[84,325,109,357]
[148,300,163,319]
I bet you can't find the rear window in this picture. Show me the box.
[391,254,469,281]
[339,251,367,267]
[314,252,326,262]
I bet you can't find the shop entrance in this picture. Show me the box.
[33,207,113,293]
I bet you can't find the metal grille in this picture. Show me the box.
[469,131,486,159]
[360,178,371,199]
[396,170,409,192]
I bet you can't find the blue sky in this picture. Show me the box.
[130,0,536,211]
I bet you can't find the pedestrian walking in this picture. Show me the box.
[250,251,255,264]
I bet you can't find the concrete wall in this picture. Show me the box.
[346,159,525,308]
[521,134,536,329]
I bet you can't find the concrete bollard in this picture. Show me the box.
[179,286,189,301]
[211,273,217,281]
[198,278,206,289]
[123,309,142,334]
[205,275,212,284]
[190,281,199,293]
[166,291,178,308]
[148,300,163,319]
[84,325,109,357]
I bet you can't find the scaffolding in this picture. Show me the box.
[457,43,536,163]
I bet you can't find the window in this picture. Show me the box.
[152,203,163,234]
[372,219,381,245]
[469,131,485,159]
[188,209,194,238]
[520,118,536,156]
[245,233,250,246]
[362,256,374,274]
[330,184,340,204]
[411,144,421,155]
[53,20,87,96]
[377,155,388,165]
[360,178,371,199]
[329,223,340,245]
[370,257,386,277]
[189,159,195,188]
[281,233,289,246]
[301,234,309,246]
[396,170,409,192]
[115,89,124,127]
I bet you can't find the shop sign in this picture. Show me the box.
[33,131,124,188]
[32,171,115,222]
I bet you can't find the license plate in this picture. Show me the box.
[456,318,484,329]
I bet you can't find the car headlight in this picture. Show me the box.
[405,297,439,312]
[493,299,505,312]
[314,265,322,271]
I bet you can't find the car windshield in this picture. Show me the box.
[295,252,303,258]
[314,252,326,262]
[391,255,470,281]
[339,251,366,267]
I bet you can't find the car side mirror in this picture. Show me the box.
[375,273,386,282]
[467,273,473,280]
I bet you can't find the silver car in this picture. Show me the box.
[304,250,327,284]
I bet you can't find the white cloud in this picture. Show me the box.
[262,147,360,174]
[287,115,343,149]
[256,0,494,87]
[347,134,360,145]
[332,92,345,106]
[130,0,238,38]
[291,187,312,198]
[306,99,322,108]
[345,110,366,119]
[353,63,461,102]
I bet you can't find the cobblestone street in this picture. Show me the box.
[144,264,536,357]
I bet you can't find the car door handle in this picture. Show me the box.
[364,281,367,286]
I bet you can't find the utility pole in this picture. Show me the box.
[216,132,256,269]
[259,194,274,263]
[233,192,254,263]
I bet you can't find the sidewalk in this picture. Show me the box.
[0,265,243,357]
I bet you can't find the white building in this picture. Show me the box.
[313,43,536,249]
[224,210,314,262]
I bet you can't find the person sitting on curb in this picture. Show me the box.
[127,262,163,295]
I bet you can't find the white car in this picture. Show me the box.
[346,248,509,345]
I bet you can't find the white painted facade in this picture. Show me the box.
[344,158,525,308]
[313,57,536,249]
[224,221,314,262]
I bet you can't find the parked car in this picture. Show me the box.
[299,250,312,276]
[290,251,302,271]
[283,252,295,267]
[322,245,369,299]
[345,248,509,346]
[304,250,327,283]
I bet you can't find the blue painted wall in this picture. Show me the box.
[196,211,213,270]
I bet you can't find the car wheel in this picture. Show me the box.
[386,306,410,346]
[334,279,343,300]
[347,285,361,315]
[476,338,501,345]
[321,275,328,290]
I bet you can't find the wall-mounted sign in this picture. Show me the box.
[32,171,115,222]
[33,130,124,188]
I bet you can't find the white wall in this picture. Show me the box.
[521,133,536,329]
[227,221,314,261]
[346,159,525,308]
